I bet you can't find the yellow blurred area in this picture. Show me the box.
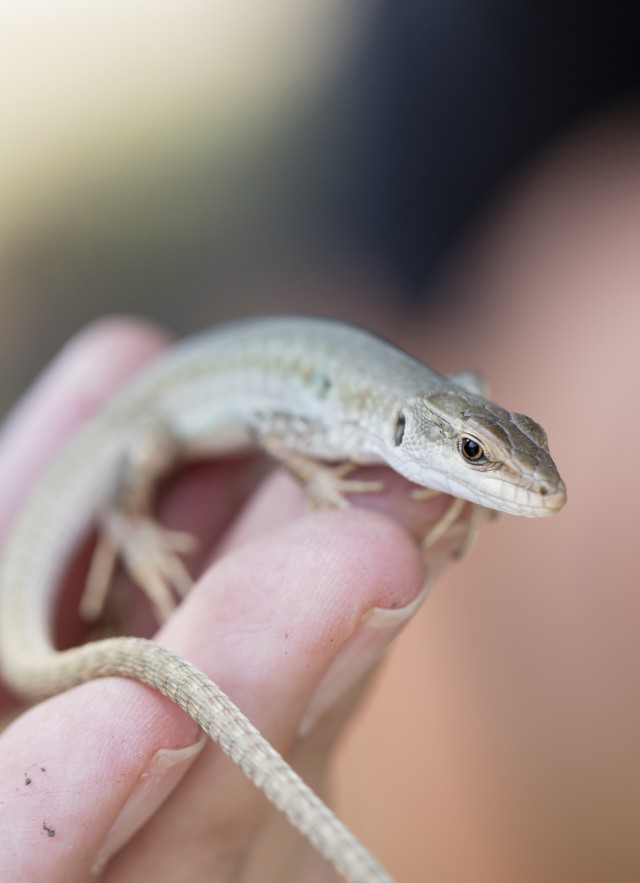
[0,0,359,252]
[0,1,374,409]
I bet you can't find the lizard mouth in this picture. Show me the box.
[453,474,567,517]
[488,483,567,517]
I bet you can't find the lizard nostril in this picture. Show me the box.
[539,485,548,496]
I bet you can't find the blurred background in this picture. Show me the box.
[2,1,640,880]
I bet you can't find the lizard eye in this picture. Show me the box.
[459,436,485,463]
[394,413,406,446]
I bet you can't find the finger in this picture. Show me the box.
[0,503,429,883]
[105,501,438,882]
[220,464,475,570]
[0,317,171,541]
[0,672,205,883]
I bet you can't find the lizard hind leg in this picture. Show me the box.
[80,513,197,623]
[79,420,197,624]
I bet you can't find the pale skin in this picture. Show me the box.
[0,320,467,883]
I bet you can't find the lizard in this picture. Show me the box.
[0,316,566,882]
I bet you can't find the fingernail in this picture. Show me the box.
[299,574,431,736]
[91,734,206,875]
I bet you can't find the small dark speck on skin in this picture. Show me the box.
[40,767,46,773]
[390,602,398,608]
[43,822,56,838]
[24,776,31,786]
[311,372,332,399]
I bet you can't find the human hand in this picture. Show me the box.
[0,319,467,883]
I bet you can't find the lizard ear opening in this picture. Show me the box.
[394,412,406,446]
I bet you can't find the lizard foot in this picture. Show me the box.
[80,511,197,623]
[257,435,385,509]
[303,462,385,510]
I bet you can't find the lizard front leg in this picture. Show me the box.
[257,432,384,510]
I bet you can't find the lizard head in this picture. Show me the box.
[385,390,566,517]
